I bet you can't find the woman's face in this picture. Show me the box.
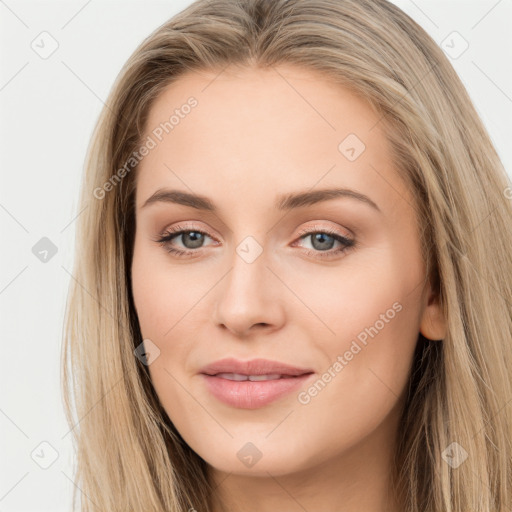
[131,64,445,479]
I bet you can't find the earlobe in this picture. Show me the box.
[419,290,446,341]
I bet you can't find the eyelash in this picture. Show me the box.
[154,224,356,260]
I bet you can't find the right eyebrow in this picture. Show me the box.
[141,189,215,211]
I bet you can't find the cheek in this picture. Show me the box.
[295,244,422,341]
[301,241,424,388]
[298,246,424,414]
[131,242,198,420]
[131,240,213,395]
[131,239,199,339]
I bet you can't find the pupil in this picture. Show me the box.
[183,232,204,248]
[312,233,334,251]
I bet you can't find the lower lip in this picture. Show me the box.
[200,373,314,409]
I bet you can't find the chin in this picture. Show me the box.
[193,436,318,477]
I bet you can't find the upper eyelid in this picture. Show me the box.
[160,224,216,240]
[160,224,350,238]
[296,223,353,238]
[161,219,352,236]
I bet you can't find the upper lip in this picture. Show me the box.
[200,357,314,377]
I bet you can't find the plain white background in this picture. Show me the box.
[0,0,511,510]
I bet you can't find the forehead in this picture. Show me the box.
[135,64,408,216]
[143,64,381,138]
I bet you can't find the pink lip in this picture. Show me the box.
[199,357,315,409]
[199,357,313,377]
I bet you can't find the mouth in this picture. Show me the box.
[207,372,308,381]
[199,358,315,409]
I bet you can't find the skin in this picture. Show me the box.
[131,64,446,512]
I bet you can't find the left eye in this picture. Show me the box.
[297,231,346,251]
[293,228,355,259]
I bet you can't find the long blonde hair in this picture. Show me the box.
[61,0,512,510]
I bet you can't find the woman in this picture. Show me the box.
[61,0,512,510]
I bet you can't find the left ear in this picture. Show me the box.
[419,281,446,341]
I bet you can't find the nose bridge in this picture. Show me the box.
[234,238,268,286]
[214,234,284,336]
[223,236,272,305]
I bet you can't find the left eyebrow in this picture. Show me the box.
[275,187,381,212]
[140,187,381,213]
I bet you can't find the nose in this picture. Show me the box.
[213,247,286,338]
